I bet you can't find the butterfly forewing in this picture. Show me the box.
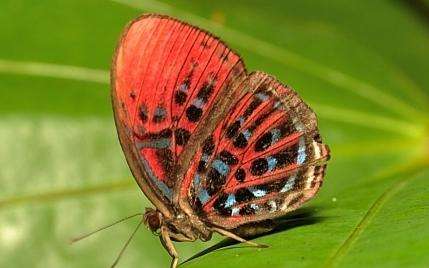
[111,14,246,215]
[182,72,329,228]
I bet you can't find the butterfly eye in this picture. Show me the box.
[144,211,161,233]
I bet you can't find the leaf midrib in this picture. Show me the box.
[0,179,134,209]
[0,58,423,137]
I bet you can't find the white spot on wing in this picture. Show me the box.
[297,137,306,165]
[280,175,296,193]
[313,140,321,158]
[293,118,304,131]
[231,207,240,216]
[198,189,210,204]
[249,187,266,197]
[268,200,277,212]
[305,166,315,189]
[250,204,259,211]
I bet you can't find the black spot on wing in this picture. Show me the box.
[255,132,272,152]
[234,168,246,182]
[241,204,255,215]
[186,105,203,122]
[213,193,231,216]
[233,133,248,148]
[202,136,215,155]
[313,133,322,143]
[196,82,214,102]
[274,143,299,167]
[200,39,210,49]
[219,150,238,165]
[207,168,226,195]
[155,148,174,186]
[235,188,254,203]
[160,128,173,138]
[139,105,148,123]
[197,160,206,172]
[174,128,191,146]
[174,91,187,105]
[153,106,167,123]
[226,120,241,139]
[250,158,269,176]
[258,179,286,194]
[147,128,172,139]
[279,119,295,136]
[243,98,262,117]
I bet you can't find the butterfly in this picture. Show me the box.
[111,13,330,268]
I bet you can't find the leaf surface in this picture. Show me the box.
[0,1,428,267]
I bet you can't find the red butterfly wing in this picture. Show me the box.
[181,72,329,228]
[111,14,246,216]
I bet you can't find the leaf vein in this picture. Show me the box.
[0,180,134,210]
[323,161,426,267]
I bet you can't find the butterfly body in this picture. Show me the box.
[111,14,329,267]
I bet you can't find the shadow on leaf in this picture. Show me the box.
[181,207,326,266]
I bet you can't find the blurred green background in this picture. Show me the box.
[1,0,428,267]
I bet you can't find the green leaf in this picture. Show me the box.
[1,1,428,267]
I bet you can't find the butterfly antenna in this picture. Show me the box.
[111,217,145,268]
[70,213,143,244]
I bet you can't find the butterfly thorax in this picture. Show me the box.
[143,208,212,242]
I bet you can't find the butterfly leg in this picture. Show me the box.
[160,225,179,268]
[211,227,269,248]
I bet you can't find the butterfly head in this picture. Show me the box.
[143,207,212,242]
[143,207,162,234]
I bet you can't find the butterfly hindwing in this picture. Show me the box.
[112,14,246,214]
[182,72,329,228]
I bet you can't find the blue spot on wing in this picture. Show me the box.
[238,116,245,124]
[154,180,173,200]
[179,84,188,92]
[256,92,269,101]
[297,151,306,164]
[139,157,172,200]
[154,106,167,117]
[271,128,281,144]
[193,174,210,204]
[198,189,210,204]
[242,129,252,140]
[193,98,204,108]
[267,156,277,172]
[225,194,236,208]
[136,138,171,149]
[201,154,210,162]
[212,159,229,176]
[193,174,201,187]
